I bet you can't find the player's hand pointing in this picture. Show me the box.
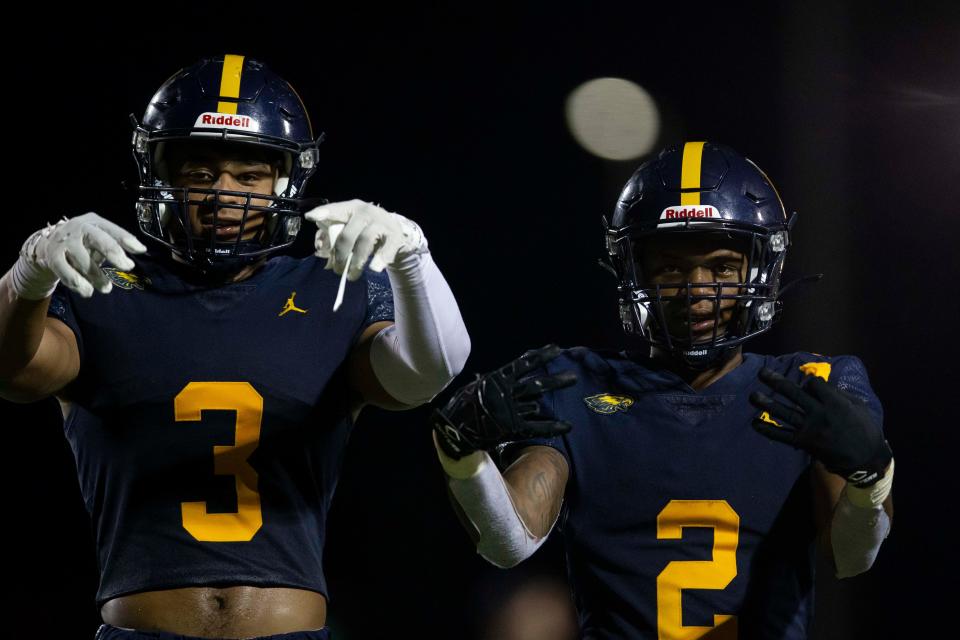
[305,199,428,281]
[12,212,147,299]
[431,345,577,460]
[749,367,893,487]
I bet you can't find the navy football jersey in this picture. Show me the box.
[47,252,394,606]
[508,347,882,640]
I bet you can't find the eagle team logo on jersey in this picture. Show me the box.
[278,291,308,316]
[101,267,150,290]
[584,393,635,414]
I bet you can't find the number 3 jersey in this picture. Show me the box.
[510,347,882,640]
[46,252,394,607]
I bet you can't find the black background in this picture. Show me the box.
[3,3,958,638]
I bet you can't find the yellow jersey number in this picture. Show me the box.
[174,381,264,542]
[656,500,740,640]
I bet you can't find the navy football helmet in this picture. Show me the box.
[131,55,324,274]
[605,141,796,369]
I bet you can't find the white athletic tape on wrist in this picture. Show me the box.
[10,224,64,300]
[434,436,546,568]
[436,442,486,480]
[845,458,894,509]
[11,254,59,301]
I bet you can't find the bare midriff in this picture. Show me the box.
[100,586,327,637]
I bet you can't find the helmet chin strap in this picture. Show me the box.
[167,250,263,284]
[680,343,741,371]
[200,259,259,283]
[651,342,741,372]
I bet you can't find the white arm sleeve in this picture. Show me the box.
[435,436,551,568]
[369,251,470,406]
[831,459,894,578]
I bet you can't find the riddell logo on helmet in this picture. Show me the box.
[194,113,260,132]
[659,206,719,220]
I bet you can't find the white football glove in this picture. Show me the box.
[305,199,428,281]
[12,212,148,299]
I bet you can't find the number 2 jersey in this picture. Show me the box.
[510,347,882,640]
[46,252,394,607]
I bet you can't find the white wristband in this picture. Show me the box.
[845,459,894,509]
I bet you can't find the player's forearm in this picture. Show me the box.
[0,226,64,378]
[0,267,51,380]
[502,446,568,538]
[434,437,552,568]
[1,214,142,389]
[369,252,470,405]
[830,460,894,578]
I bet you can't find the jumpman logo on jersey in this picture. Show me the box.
[278,291,308,317]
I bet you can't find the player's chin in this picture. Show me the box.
[691,328,728,344]
[196,218,266,242]
[199,228,264,243]
[666,321,730,344]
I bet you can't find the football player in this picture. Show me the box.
[0,55,470,639]
[432,142,893,639]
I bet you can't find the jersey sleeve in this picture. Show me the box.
[363,268,395,326]
[829,355,883,428]
[348,268,395,345]
[46,285,84,364]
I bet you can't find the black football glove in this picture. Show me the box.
[431,344,577,460]
[749,367,893,488]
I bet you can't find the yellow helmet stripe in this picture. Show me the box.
[216,54,245,114]
[680,141,706,205]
